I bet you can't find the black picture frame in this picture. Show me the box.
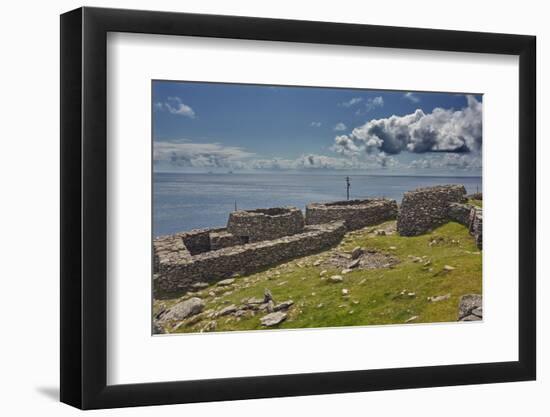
[60,6,536,410]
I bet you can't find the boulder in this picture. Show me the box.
[161,297,204,321]
[218,304,238,316]
[274,300,294,311]
[457,294,482,320]
[217,278,235,286]
[260,311,287,327]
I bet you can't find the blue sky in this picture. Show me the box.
[153,81,482,176]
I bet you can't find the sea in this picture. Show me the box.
[153,172,482,237]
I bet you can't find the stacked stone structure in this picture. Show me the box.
[305,198,398,231]
[469,207,483,249]
[447,202,483,250]
[227,207,304,243]
[397,184,467,236]
[155,221,346,292]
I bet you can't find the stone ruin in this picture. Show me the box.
[397,184,467,236]
[305,198,398,231]
[154,206,346,292]
[397,184,482,249]
[227,207,304,242]
[154,186,482,293]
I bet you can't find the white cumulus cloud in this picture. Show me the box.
[333,95,482,156]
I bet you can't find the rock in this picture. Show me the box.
[407,292,416,297]
[351,247,364,260]
[264,288,273,302]
[329,275,344,283]
[347,259,361,269]
[460,314,482,321]
[260,311,287,327]
[258,300,275,313]
[152,321,165,334]
[320,270,328,277]
[313,259,322,266]
[208,291,216,297]
[443,265,456,271]
[342,288,349,296]
[405,315,419,323]
[457,294,482,320]
[471,307,483,318]
[247,296,264,305]
[218,304,238,316]
[317,303,324,308]
[388,246,397,250]
[161,297,204,321]
[428,294,451,302]
[376,230,386,236]
[234,310,248,318]
[192,282,209,290]
[201,320,217,332]
[217,278,235,286]
[274,300,294,311]
[341,268,353,275]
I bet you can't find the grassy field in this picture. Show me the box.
[154,220,482,333]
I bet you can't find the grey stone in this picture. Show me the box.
[192,282,209,290]
[471,307,483,318]
[329,275,344,283]
[428,294,451,303]
[161,297,204,321]
[348,259,361,269]
[460,314,482,321]
[260,311,287,327]
[217,278,235,286]
[458,294,482,320]
[264,288,273,303]
[218,304,238,316]
[152,321,165,334]
[273,300,294,311]
[351,246,364,260]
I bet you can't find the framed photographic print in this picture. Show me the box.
[60,6,536,409]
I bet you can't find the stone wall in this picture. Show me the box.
[305,198,398,231]
[227,207,304,243]
[209,230,248,251]
[156,221,346,292]
[469,207,483,249]
[447,202,472,226]
[397,185,467,236]
[447,202,483,250]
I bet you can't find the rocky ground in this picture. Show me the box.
[153,219,482,334]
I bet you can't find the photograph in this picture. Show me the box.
[152,81,483,334]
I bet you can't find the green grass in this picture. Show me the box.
[155,220,482,333]
[468,199,483,208]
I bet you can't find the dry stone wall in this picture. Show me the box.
[305,198,398,231]
[447,202,483,250]
[469,207,483,249]
[156,221,346,292]
[209,230,248,251]
[227,207,305,243]
[397,185,467,236]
